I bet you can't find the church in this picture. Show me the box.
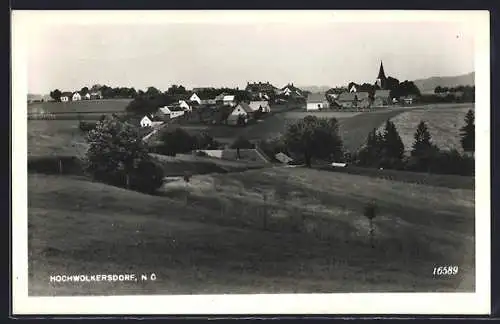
[375,60,388,90]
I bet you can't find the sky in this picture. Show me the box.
[24,13,476,94]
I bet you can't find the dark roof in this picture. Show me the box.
[61,92,73,97]
[337,92,370,101]
[374,90,390,98]
[237,102,254,114]
[307,93,326,102]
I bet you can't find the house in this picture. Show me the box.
[72,92,82,101]
[190,93,216,105]
[178,100,199,112]
[140,114,164,128]
[246,82,279,99]
[373,90,391,107]
[83,93,91,100]
[60,92,73,102]
[223,95,236,107]
[157,106,185,120]
[195,149,271,164]
[336,92,371,109]
[249,100,271,113]
[90,91,102,100]
[280,83,304,98]
[349,84,357,93]
[275,152,293,164]
[306,93,329,111]
[226,102,254,125]
[400,95,417,105]
[214,93,226,102]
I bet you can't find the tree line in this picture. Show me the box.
[353,109,474,176]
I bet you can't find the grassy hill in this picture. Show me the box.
[28,167,475,295]
[28,99,132,114]
[413,72,474,94]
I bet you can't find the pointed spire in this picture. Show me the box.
[377,60,386,80]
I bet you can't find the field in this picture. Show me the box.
[28,99,132,114]
[28,167,475,295]
[376,105,474,153]
[28,120,87,157]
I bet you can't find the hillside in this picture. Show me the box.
[28,167,475,295]
[413,72,474,94]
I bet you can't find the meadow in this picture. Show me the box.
[28,99,132,114]
[28,120,87,157]
[28,167,475,295]
[375,106,474,154]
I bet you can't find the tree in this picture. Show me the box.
[146,86,161,98]
[158,128,196,156]
[357,128,384,167]
[410,121,440,172]
[231,136,254,159]
[253,106,263,120]
[363,200,378,248]
[83,116,163,193]
[50,89,62,102]
[80,87,89,95]
[195,132,220,150]
[236,114,247,126]
[284,116,344,167]
[380,120,405,169]
[460,109,475,154]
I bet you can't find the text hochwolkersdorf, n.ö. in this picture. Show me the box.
[49,273,157,283]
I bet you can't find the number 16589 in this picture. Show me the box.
[433,266,459,276]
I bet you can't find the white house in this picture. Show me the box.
[306,93,329,111]
[60,92,72,102]
[190,93,202,104]
[226,102,253,125]
[349,84,357,93]
[223,95,236,107]
[141,115,164,128]
[72,92,82,101]
[90,91,102,100]
[158,106,185,120]
[249,101,271,113]
[83,93,91,100]
[140,115,153,127]
[178,100,192,111]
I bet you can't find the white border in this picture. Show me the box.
[12,10,491,315]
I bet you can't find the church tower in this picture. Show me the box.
[375,61,387,89]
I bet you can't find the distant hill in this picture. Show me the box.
[298,85,332,93]
[413,72,475,94]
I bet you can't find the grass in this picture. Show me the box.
[28,99,132,114]
[28,120,87,157]
[28,167,475,295]
[376,106,474,154]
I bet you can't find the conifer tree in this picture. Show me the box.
[411,120,440,172]
[460,109,475,154]
[380,120,405,168]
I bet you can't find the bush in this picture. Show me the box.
[79,121,97,132]
[195,150,208,157]
[129,160,165,194]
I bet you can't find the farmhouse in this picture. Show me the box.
[72,92,82,101]
[223,95,236,107]
[373,90,391,107]
[158,106,185,120]
[306,93,329,111]
[190,93,216,105]
[281,83,304,98]
[60,92,72,102]
[178,99,199,112]
[249,100,271,113]
[336,92,371,109]
[90,91,103,100]
[226,102,253,125]
[140,115,164,128]
[275,152,294,164]
[399,95,417,105]
[82,93,91,100]
[195,148,271,164]
[246,82,278,100]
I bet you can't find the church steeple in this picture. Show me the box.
[377,61,386,80]
[376,60,387,89]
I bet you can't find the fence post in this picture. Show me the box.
[58,159,63,174]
